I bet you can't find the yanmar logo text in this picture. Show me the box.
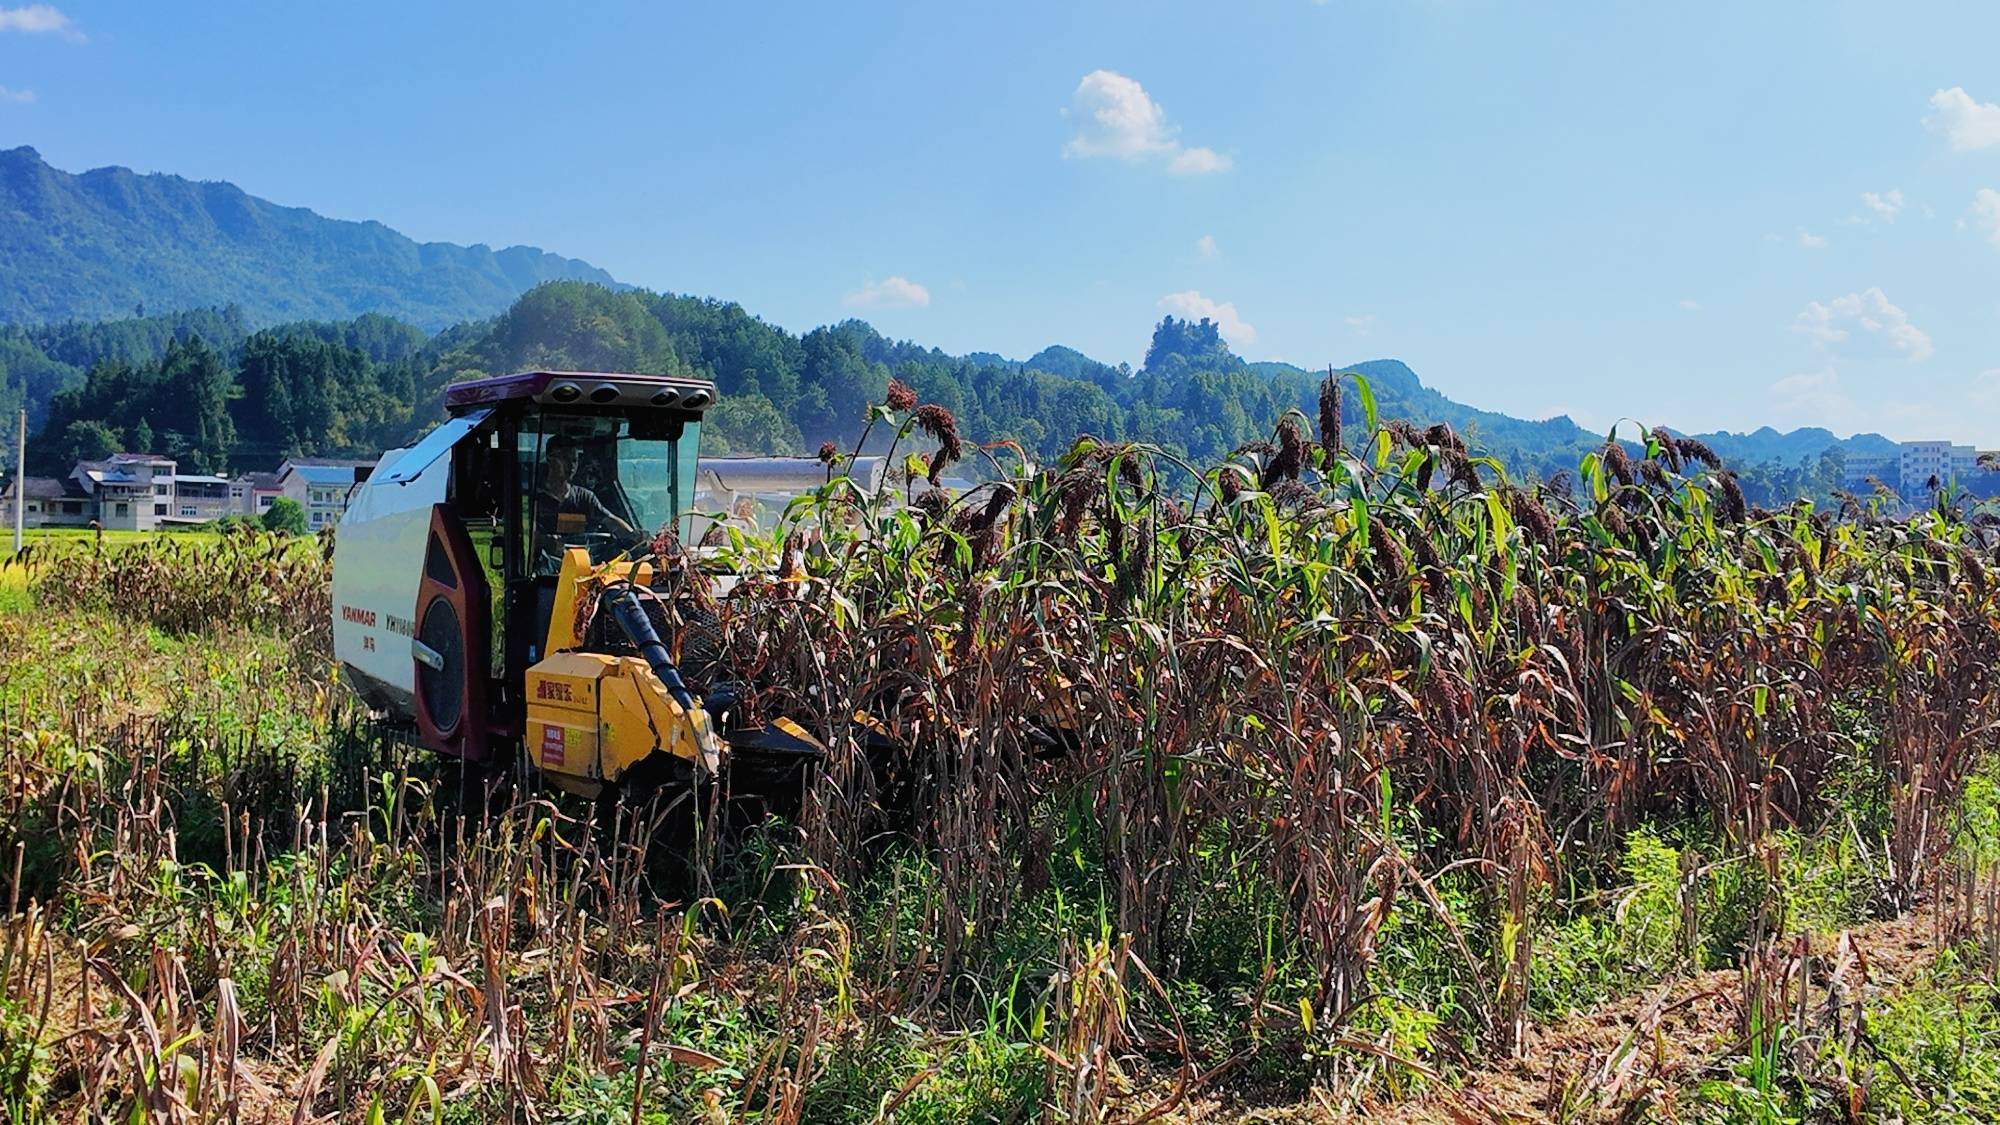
[535,679,574,702]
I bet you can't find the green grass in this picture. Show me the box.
[1863,944,2000,1120]
[1684,942,2000,1124]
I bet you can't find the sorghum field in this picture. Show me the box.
[3,374,2000,1123]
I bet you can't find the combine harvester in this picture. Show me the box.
[330,370,826,803]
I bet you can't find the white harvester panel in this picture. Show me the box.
[331,441,448,709]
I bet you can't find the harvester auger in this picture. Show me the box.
[330,370,822,808]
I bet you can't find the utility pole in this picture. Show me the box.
[12,408,23,554]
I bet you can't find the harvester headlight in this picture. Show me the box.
[549,381,582,403]
[588,382,620,404]
[682,390,712,410]
[650,387,681,407]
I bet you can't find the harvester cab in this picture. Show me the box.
[331,370,821,800]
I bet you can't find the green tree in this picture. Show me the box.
[487,282,681,374]
[52,419,119,467]
[798,327,883,444]
[1143,316,1234,374]
[152,336,234,472]
[262,495,308,535]
[705,393,804,456]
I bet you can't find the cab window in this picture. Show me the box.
[518,409,685,574]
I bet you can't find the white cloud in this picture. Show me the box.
[1195,234,1217,259]
[1064,70,1170,159]
[1769,365,1969,437]
[1928,87,2000,151]
[1157,290,1256,345]
[1861,188,1905,221]
[1168,146,1231,175]
[0,85,33,103]
[1678,298,1701,311]
[1776,368,1880,434]
[1794,288,1933,361]
[1771,366,1851,419]
[1796,228,1828,249]
[0,5,81,40]
[1063,69,1230,175]
[842,276,930,309]
[1974,188,2000,248]
[1343,313,1376,334]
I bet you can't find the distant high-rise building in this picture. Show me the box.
[1840,440,1980,495]
[1898,441,1976,490]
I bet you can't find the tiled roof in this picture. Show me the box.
[3,476,68,500]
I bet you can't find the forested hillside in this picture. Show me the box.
[0,140,1913,502]
[1,280,1893,504]
[0,146,619,330]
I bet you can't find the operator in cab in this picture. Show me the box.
[534,434,634,573]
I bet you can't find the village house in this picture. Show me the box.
[231,471,285,517]
[71,452,177,531]
[275,457,378,531]
[3,475,91,528]
[3,453,375,531]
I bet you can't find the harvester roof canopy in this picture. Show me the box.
[444,370,719,415]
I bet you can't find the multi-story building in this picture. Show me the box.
[1840,451,1896,493]
[69,452,179,530]
[230,472,284,517]
[169,474,235,521]
[276,457,377,530]
[1898,441,1977,491]
[1840,440,1981,496]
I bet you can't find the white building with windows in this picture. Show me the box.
[1840,440,1980,495]
[70,452,177,530]
[1840,451,1896,493]
[1898,441,1976,491]
[276,457,378,530]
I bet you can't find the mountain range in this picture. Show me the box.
[0,149,1903,485]
[0,146,620,330]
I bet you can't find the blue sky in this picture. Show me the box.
[5,1,2000,443]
